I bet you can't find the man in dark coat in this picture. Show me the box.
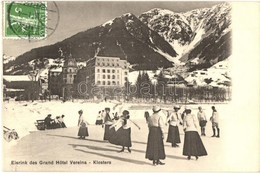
[44,114,54,129]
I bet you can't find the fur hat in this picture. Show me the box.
[152,106,161,112]
[174,105,180,109]
[105,107,110,111]
[122,110,129,116]
[78,110,83,114]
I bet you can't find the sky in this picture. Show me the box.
[3,1,222,57]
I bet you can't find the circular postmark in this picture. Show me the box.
[6,1,59,41]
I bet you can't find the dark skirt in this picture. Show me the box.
[77,126,89,137]
[145,127,166,161]
[183,131,207,156]
[166,125,181,144]
[199,120,207,127]
[103,124,111,140]
[95,119,103,125]
[109,127,132,147]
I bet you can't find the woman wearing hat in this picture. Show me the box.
[109,110,140,153]
[145,106,166,166]
[166,105,182,147]
[77,110,89,139]
[103,107,113,140]
[183,108,207,160]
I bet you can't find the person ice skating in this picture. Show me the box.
[77,110,89,139]
[197,107,207,136]
[58,115,67,128]
[95,111,103,125]
[210,106,220,138]
[103,107,113,140]
[109,110,140,153]
[166,105,182,147]
[183,108,207,160]
[44,114,54,129]
[145,106,166,166]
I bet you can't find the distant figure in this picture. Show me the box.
[103,107,113,140]
[197,107,207,136]
[145,106,166,166]
[183,108,207,160]
[77,110,89,139]
[210,106,220,138]
[59,115,67,128]
[95,111,103,125]
[44,114,54,129]
[109,110,140,153]
[166,105,182,147]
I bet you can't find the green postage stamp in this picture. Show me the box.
[4,2,47,39]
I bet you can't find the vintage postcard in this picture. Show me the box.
[1,1,259,172]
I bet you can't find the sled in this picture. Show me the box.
[35,120,46,130]
[3,126,19,142]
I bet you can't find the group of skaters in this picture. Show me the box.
[44,114,67,129]
[75,104,220,166]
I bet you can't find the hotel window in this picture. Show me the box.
[125,77,128,81]
[117,75,119,79]
[97,81,101,85]
[112,63,114,67]
[117,81,119,85]
[102,81,106,85]
[112,81,116,85]
[97,69,100,73]
[117,70,119,73]
[102,69,106,73]
[112,70,115,73]
[97,63,100,66]
[107,69,110,73]
[112,75,115,79]
[102,63,105,66]
[124,72,128,75]
[103,75,106,79]
[97,74,100,79]
[117,64,119,66]
[107,75,110,79]
[107,81,111,85]
[107,63,110,66]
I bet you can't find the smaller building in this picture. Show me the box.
[3,75,41,100]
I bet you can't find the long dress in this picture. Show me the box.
[109,118,132,147]
[145,112,166,161]
[166,111,181,145]
[77,115,89,137]
[103,113,113,140]
[182,113,207,157]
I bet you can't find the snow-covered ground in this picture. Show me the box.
[2,100,259,171]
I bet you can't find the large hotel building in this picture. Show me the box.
[85,56,129,87]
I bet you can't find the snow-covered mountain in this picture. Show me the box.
[3,2,232,87]
[139,2,232,66]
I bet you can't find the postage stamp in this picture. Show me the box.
[4,1,47,39]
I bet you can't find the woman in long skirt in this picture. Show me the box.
[183,108,207,160]
[103,107,113,140]
[145,106,166,166]
[166,105,182,147]
[109,110,140,153]
[77,110,89,139]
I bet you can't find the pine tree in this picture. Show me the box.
[135,71,143,98]
[157,70,166,101]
